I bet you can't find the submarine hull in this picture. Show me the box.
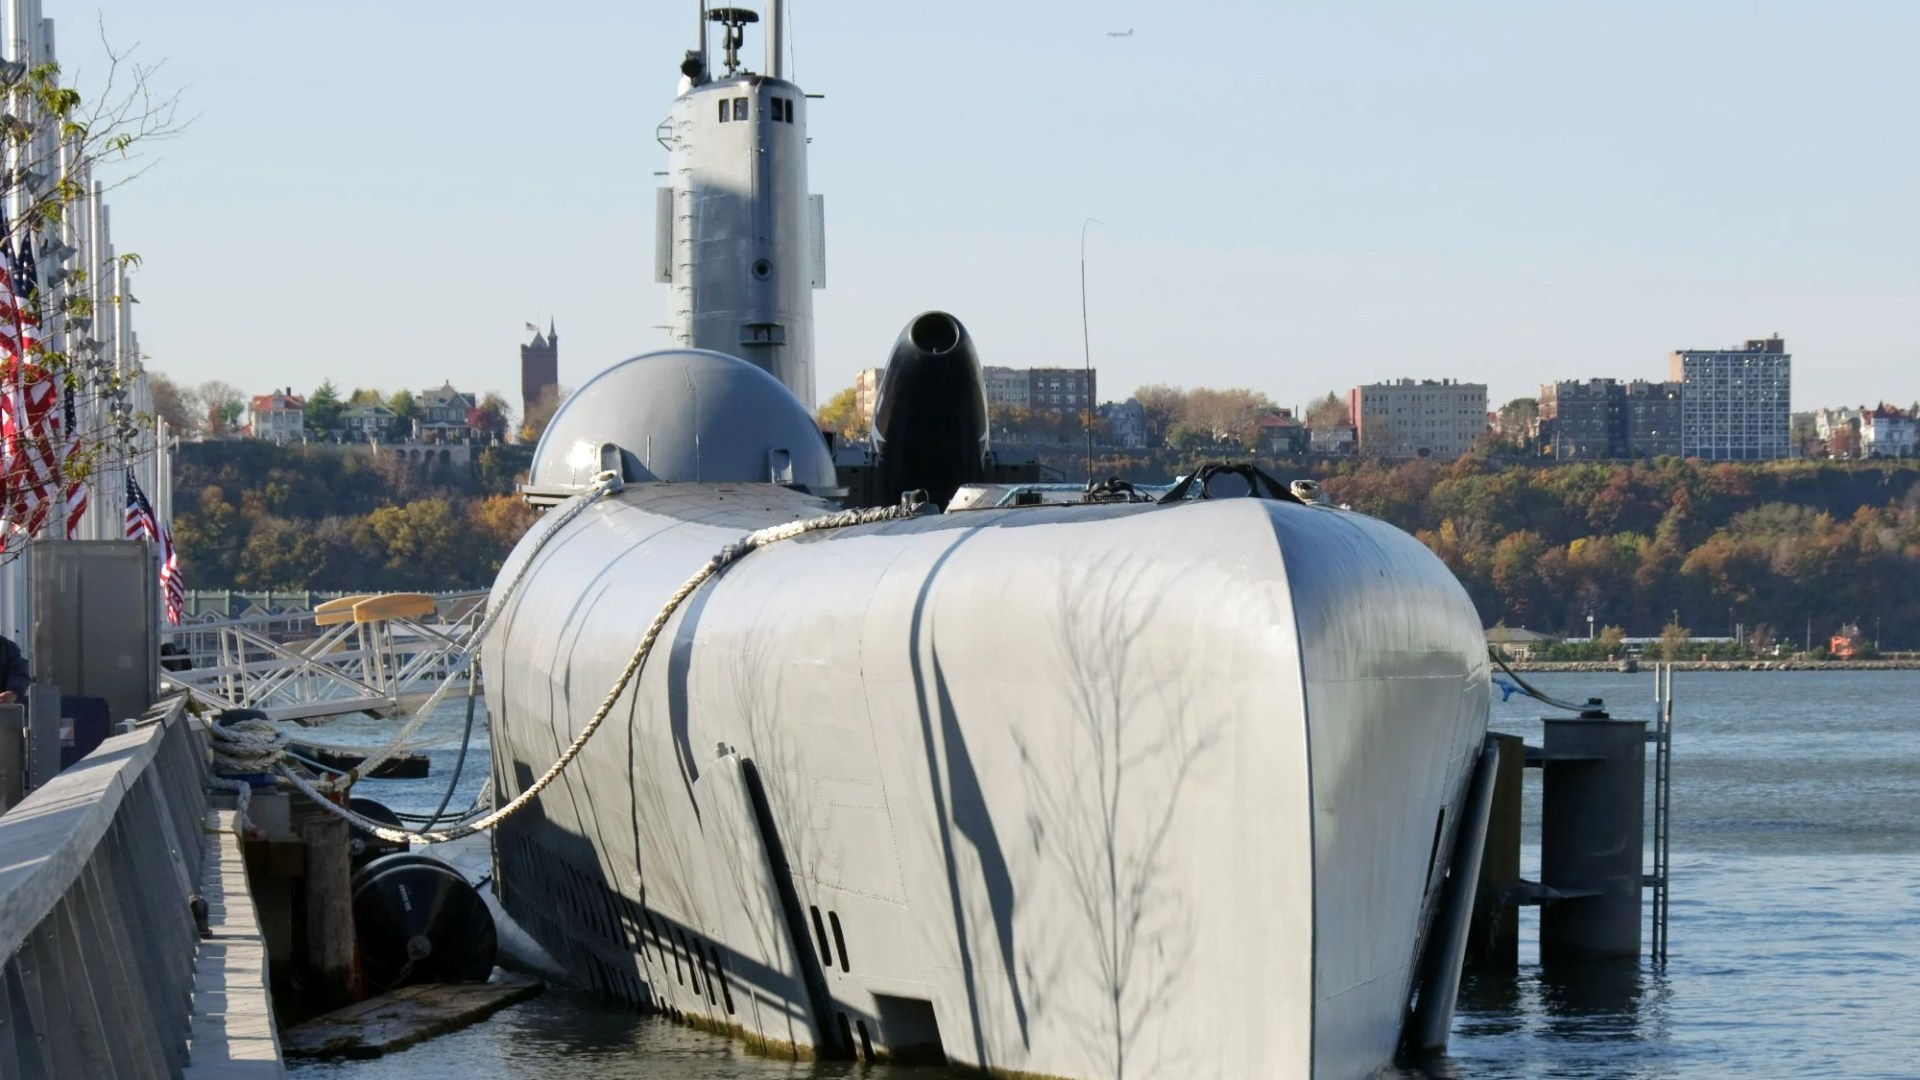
[484,487,1488,1078]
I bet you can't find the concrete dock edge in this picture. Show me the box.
[183,809,285,1079]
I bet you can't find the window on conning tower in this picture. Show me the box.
[717,99,729,122]
[733,97,749,121]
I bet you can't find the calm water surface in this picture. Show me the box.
[293,671,1920,1079]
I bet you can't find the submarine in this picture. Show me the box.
[483,6,1492,1077]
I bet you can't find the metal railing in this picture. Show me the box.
[0,696,212,1077]
[161,592,486,722]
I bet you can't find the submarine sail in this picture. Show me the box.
[654,2,822,408]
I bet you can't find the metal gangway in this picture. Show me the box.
[160,592,487,722]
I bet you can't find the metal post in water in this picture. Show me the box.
[1540,712,1647,960]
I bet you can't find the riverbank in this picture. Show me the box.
[1510,658,1920,672]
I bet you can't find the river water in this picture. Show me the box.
[292,671,1920,1079]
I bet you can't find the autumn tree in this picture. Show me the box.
[1182,387,1275,447]
[468,391,513,443]
[358,499,460,581]
[519,385,566,445]
[1497,398,1538,437]
[147,371,195,436]
[1481,397,1539,455]
[388,389,421,431]
[196,380,246,435]
[347,387,385,406]
[1305,392,1350,431]
[1659,622,1692,661]
[816,385,868,442]
[465,494,536,577]
[1132,384,1186,449]
[475,445,535,495]
[987,402,1027,437]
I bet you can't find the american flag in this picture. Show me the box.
[124,471,158,540]
[0,226,60,539]
[124,472,182,624]
[62,384,85,538]
[0,212,28,541]
[159,523,183,625]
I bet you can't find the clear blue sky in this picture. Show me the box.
[65,0,1920,415]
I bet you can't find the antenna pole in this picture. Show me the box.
[698,1,709,74]
[768,0,783,79]
[1080,217,1105,489]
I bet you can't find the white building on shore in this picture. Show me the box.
[1669,335,1792,461]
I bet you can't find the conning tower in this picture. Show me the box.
[655,3,824,409]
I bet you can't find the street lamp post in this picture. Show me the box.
[1080,217,1105,488]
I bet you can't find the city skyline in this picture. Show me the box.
[58,1,1920,416]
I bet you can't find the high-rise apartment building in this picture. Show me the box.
[1623,380,1682,458]
[1668,335,1791,460]
[1346,379,1488,459]
[1538,379,1682,459]
[1538,380,1623,459]
[1027,368,1096,414]
[853,367,885,429]
[983,366,1030,409]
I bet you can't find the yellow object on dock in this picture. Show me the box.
[352,593,438,624]
[311,595,374,627]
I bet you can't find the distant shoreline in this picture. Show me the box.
[1509,659,1920,673]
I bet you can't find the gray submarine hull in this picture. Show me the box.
[485,426,1489,1077]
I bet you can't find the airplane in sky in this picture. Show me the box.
[1106,27,1134,37]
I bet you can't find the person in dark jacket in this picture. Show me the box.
[0,634,30,703]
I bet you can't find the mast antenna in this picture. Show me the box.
[709,7,760,77]
[1080,217,1105,490]
[767,0,784,79]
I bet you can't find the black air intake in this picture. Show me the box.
[871,311,989,508]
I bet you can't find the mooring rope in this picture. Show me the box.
[1487,646,1591,713]
[205,715,292,837]
[206,472,621,827]
[307,471,627,791]
[273,496,927,845]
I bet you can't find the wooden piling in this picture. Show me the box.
[302,815,357,1011]
[1467,731,1524,968]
